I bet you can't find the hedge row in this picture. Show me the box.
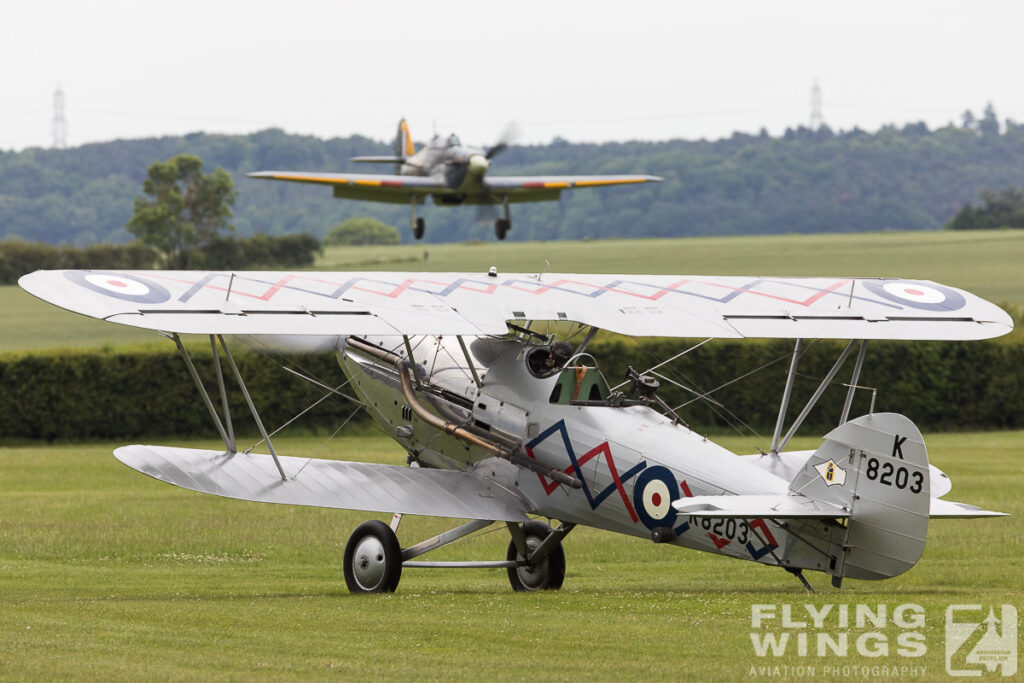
[1,337,1022,442]
[0,348,361,441]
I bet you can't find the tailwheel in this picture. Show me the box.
[506,520,566,591]
[494,218,510,240]
[413,217,425,240]
[344,520,403,593]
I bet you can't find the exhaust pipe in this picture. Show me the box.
[346,337,580,489]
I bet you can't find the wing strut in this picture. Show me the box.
[455,335,482,388]
[839,341,868,425]
[776,340,857,452]
[209,335,237,451]
[172,333,235,453]
[770,340,803,455]
[216,334,287,480]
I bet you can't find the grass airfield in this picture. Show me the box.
[1,431,1021,680]
[2,230,1023,679]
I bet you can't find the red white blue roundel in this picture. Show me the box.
[861,279,966,312]
[633,465,680,529]
[64,271,171,304]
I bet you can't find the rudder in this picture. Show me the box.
[787,413,930,581]
[393,118,415,159]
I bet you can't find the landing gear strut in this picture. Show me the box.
[506,520,566,591]
[341,517,574,594]
[411,200,425,240]
[495,195,511,240]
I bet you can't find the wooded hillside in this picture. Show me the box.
[3,112,1024,244]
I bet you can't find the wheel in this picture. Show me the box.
[495,218,510,240]
[506,520,565,591]
[413,217,425,240]
[343,520,403,593]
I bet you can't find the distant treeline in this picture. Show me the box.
[947,187,1024,230]
[0,234,321,284]
[0,241,157,284]
[4,107,1024,244]
[2,336,1021,442]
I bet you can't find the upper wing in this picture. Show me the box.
[483,174,661,202]
[19,270,1012,340]
[115,445,532,522]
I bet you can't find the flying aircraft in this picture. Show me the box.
[20,268,1010,593]
[247,119,662,240]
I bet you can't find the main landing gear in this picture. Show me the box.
[494,218,510,240]
[494,195,511,240]
[410,199,426,240]
[342,517,575,594]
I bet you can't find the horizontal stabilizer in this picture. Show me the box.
[114,445,531,522]
[673,494,850,519]
[350,156,408,163]
[930,498,1007,518]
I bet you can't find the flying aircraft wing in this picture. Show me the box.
[248,170,446,204]
[19,270,1012,340]
[247,171,661,204]
[481,175,662,202]
[115,445,532,522]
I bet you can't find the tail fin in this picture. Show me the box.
[786,413,930,582]
[349,119,415,170]
[393,118,415,159]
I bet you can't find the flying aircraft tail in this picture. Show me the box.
[784,413,931,582]
[393,118,415,159]
[349,118,415,170]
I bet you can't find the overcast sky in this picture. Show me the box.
[3,0,1023,151]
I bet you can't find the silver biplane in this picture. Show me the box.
[247,119,661,240]
[20,269,1010,593]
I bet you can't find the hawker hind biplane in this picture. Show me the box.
[20,269,1010,593]
[247,119,661,240]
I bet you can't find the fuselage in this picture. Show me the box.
[341,334,820,572]
[401,135,490,192]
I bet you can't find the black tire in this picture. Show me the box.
[343,520,403,594]
[413,217,425,240]
[495,218,510,240]
[506,520,566,591]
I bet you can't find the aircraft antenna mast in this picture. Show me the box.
[51,84,67,149]
[809,80,823,131]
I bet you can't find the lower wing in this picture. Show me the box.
[115,445,532,522]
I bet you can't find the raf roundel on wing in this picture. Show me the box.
[861,279,967,312]
[64,271,171,304]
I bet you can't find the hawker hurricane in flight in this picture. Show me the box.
[248,119,661,240]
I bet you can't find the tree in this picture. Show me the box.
[197,233,322,269]
[947,187,1024,230]
[126,154,236,268]
[324,217,401,246]
[979,102,1001,138]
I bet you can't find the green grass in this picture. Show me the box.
[1,431,1021,680]
[7,229,1024,352]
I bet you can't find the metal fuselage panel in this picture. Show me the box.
[340,335,806,569]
